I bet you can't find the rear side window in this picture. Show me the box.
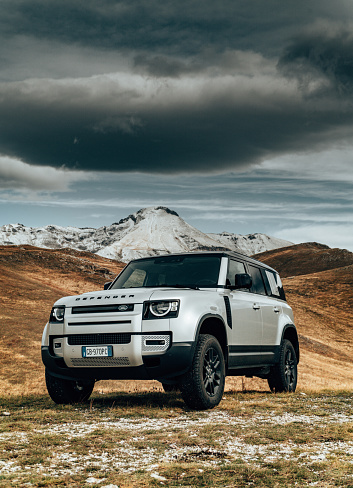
[247,265,266,296]
[263,269,286,300]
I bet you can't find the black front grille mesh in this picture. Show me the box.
[67,333,131,345]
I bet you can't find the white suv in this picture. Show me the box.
[42,251,299,410]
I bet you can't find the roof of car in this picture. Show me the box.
[130,251,278,273]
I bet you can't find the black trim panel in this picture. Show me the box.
[72,304,134,314]
[223,296,232,329]
[68,320,131,326]
[66,333,132,345]
[228,345,278,368]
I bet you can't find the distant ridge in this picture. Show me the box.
[253,242,353,277]
[0,206,293,261]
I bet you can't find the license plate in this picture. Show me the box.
[82,345,113,358]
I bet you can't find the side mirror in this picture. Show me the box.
[104,281,112,290]
[234,273,252,290]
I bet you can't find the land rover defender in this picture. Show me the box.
[42,251,299,410]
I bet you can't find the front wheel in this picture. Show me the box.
[268,339,297,393]
[180,334,225,410]
[45,369,95,404]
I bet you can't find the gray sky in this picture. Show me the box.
[1,0,353,250]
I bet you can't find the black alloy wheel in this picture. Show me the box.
[268,339,298,393]
[203,345,222,397]
[180,334,225,410]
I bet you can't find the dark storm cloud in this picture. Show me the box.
[1,0,353,174]
[278,21,353,95]
[0,0,343,58]
[1,68,352,174]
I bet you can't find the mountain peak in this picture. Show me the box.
[113,206,179,226]
[136,206,180,219]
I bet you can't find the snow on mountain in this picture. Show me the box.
[208,232,293,256]
[96,207,231,261]
[0,206,293,261]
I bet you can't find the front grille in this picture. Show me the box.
[70,357,130,367]
[72,304,134,314]
[67,333,131,345]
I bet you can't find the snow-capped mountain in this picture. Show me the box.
[95,207,231,261]
[0,206,292,261]
[207,231,293,256]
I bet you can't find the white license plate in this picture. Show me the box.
[82,345,113,358]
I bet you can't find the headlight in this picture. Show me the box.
[49,306,65,323]
[146,300,179,319]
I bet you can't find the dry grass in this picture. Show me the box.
[0,391,352,487]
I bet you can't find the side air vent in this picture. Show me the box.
[223,296,232,329]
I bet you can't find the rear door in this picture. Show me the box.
[260,269,284,353]
[246,264,280,365]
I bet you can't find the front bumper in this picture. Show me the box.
[42,341,194,382]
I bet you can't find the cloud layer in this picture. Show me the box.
[0,156,90,191]
[0,1,353,174]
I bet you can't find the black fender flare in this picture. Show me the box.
[279,323,300,363]
[192,313,229,363]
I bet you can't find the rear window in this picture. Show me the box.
[263,269,286,300]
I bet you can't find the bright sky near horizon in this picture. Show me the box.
[0,0,352,250]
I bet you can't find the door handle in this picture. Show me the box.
[253,303,260,310]
[273,307,280,313]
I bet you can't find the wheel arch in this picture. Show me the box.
[195,314,228,366]
[281,324,300,363]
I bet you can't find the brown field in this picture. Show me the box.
[0,242,353,397]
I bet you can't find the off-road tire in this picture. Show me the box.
[45,369,95,404]
[268,339,297,393]
[180,334,225,410]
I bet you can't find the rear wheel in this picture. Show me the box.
[268,339,297,393]
[180,334,225,410]
[45,369,95,404]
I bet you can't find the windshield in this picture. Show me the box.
[111,254,222,289]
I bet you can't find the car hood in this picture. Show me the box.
[53,287,202,307]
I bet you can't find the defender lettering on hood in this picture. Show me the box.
[74,294,135,301]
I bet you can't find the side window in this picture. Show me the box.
[264,269,286,300]
[261,269,272,296]
[275,272,286,301]
[226,259,246,287]
[247,265,266,296]
[265,270,280,296]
